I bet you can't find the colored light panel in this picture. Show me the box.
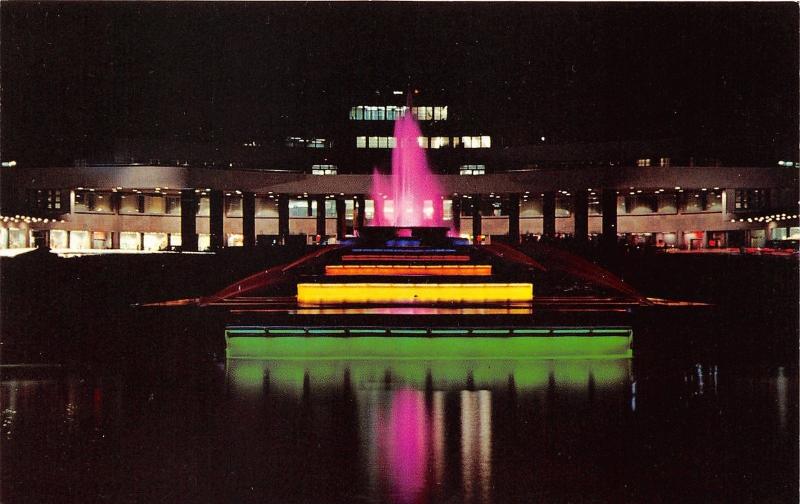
[297,283,533,304]
[325,264,492,276]
[225,335,632,360]
[352,248,457,253]
[341,254,471,262]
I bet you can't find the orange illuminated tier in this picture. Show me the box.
[297,282,533,305]
[340,254,471,262]
[325,264,492,276]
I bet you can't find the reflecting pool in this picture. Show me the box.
[2,356,796,503]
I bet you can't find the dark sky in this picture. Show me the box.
[1,2,798,166]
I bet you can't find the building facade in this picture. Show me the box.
[1,94,798,251]
[1,163,797,252]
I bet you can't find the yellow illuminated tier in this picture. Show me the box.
[297,282,533,305]
[325,264,492,276]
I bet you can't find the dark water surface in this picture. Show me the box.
[2,252,798,502]
[2,352,796,503]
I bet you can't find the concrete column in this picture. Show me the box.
[278,195,290,241]
[573,190,589,242]
[111,231,120,249]
[354,195,365,230]
[507,194,520,243]
[209,189,224,250]
[242,191,256,247]
[315,196,326,237]
[452,197,461,234]
[472,194,482,239]
[542,191,556,238]
[111,192,122,214]
[676,230,685,249]
[601,189,618,246]
[722,189,735,221]
[336,197,347,239]
[180,189,198,251]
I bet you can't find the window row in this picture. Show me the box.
[311,164,338,175]
[459,164,486,175]
[734,189,770,210]
[285,137,331,148]
[356,135,491,149]
[41,230,244,251]
[636,158,671,167]
[349,105,448,121]
[74,191,182,215]
[518,191,724,217]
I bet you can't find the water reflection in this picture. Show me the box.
[460,390,492,504]
[226,358,630,503]
[2,359,796,503]
[226,358,631,394]
[377,389,428,502]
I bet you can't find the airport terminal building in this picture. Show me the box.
[1,93,798,252]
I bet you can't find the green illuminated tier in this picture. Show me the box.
[225,327,633,360]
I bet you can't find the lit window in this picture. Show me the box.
[461,136,491,149]
[119,193,141,214]
[227,234,244,247]
[460,164,486,175]
[637,158,651,167]
[166,196,181,215]
[417,136,429,149]
[430,136,450,149]
[225,196,243,217]
[289,199,309,218]
[119,232,141,251]
[311,164,338,175]
[423,200,434,220]
[351,105,447,121]
[143,194,166,214]
[659,157,670,167]
[143,233,168,251]
[360,136,397,149]
[286,137,329,148]
[386,106,401,120]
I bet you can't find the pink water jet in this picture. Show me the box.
[370,108,445,228]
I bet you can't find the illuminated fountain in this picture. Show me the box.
[370,106,446,228]
[145,98,710,362]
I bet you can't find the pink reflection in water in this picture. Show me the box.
[377,389,430,503]
[370,109,446,228]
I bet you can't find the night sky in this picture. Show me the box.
[1,2,797,166]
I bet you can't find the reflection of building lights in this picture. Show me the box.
[461,390,492,503]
